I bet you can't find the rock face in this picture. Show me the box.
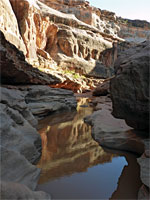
[110,41,149,131]
[0,85,76,198]
[0,87,42,190]
[118,18,150,43]
[0,0,127,93]
[25,85,77,118]
[0,181,51,200]
[0,31,61,85]
[0,0,26,55]
[8,0,123,80]
[1,0,150,91]
[39,0,120,36]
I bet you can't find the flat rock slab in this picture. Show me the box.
[84,102,144,155]
[25,85,77,118]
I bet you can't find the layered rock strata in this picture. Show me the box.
[8,0,123,80]
[118,18,150,43]
[1,0,150,91]
[0,86,77,199]
[0,0,26,55]
[0,31,61,85]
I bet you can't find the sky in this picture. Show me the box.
[88,0,150,22]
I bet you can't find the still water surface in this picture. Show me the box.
[36,98,142,199]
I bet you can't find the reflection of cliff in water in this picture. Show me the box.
[37,98,115,183]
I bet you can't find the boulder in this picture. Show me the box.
[84,103,144,155]
[0,181,50,200]
[1,86,37,127]
[1,146,41,190]
[0,87,42,164]
[110,41,149,131]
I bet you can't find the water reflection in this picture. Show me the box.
[36,98,142,199]
[37,98,115,183]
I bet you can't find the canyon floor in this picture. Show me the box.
[0,0,149,199]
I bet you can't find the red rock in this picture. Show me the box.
[0,31,61,85]
[0,0,26,55]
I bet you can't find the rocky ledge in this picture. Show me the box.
[85,97,149,200]
[0,85,77,199]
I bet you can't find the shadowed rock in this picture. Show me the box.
[84,103,144,155]
[0,31,61,85]
[110,41,149,131]
[93,79,110,96]
[0,85,77,198]
[25,85,77,118]
[0,181,51,200]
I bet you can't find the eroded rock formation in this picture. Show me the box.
[118,18,150,43]
[0,85,77,198]
[7,0,123,80]
[110,41,149,131]
[0,31,61,85]
[1,0,149,92]
[0,0,26,54]
[1,0,150,199]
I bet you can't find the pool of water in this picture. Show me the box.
[36,98,142,199]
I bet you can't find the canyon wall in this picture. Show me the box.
[1,0,150,198]
[1,0,124,84]
[1,0,150,90]
[118,18,150,43]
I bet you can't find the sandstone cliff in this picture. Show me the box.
[1,0,150,199]
[1,0,150,92]
[1,0,124,91]
[118,17,150,43]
